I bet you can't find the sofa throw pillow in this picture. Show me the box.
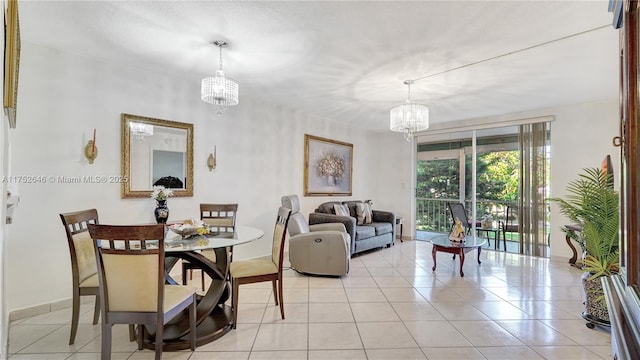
[362,201,373,224]
[355,202,366,225]
[334,203,350,217]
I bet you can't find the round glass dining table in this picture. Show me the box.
[143,225,264,351]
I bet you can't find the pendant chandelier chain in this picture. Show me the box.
[218,44,223,71]
[404,79,414,102]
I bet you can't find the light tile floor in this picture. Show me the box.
[8,240,612,359]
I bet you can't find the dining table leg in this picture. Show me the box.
[431,246,437,271]
[458,249,465,277]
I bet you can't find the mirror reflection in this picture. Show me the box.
[121,114,193,198]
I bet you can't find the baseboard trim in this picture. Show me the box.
[9,298,77,322]
[550,254,573,265]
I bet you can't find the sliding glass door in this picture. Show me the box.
[416,149,462,235]
[416,122,550,256]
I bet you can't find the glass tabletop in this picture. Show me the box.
[97,226,265,252]
[430,234,487,249]
[164,225,264,252]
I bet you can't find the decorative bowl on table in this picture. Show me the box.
[169,219,210,239]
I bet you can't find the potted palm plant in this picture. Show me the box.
[550,167,619,325]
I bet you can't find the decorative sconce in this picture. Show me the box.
[207,146,217,171]
[84,128,98,164]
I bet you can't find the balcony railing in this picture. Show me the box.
[416,198,516,233]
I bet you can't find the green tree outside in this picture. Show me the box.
[418,151,519,201]
[417,150,520,231]
[470,151,519,202]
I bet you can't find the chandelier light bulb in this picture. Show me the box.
[129,122,154,142]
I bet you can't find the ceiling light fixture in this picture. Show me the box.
[390,80,429,142]
[201,40,239,115]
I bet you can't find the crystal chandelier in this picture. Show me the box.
[390,80,429,142]
[130,122,153,142]
[201,40,239,115]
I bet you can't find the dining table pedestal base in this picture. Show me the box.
[140,248,234,351]
[140,304,234,351]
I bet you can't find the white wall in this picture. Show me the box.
[370,132,415,230]
[548,100,619,261]
[4,43,385,313]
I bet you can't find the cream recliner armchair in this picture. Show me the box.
[281,195,350,276]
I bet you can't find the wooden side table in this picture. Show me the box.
[396,217,404,242]
[564,224,582,268]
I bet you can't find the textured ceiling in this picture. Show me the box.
[19,1,619,132]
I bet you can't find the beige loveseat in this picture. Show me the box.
[309,200,395,256]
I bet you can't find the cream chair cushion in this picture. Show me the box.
[102,253,159,312]
[72,231,98,284]
[78,273,99,288]
[103,253,195,313]
[230,260,277,278]
[272,224,285,264]
[164,286,196,313]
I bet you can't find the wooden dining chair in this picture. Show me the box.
[230,206,291,328]
[181,203,238,290]
[59,209,101,345]
[88,224,196,360]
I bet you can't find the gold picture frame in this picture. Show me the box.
[304,134,353,196]
[121,114,194,198]
[4,0,20,128]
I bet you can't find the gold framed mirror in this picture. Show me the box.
[121,113,194,198]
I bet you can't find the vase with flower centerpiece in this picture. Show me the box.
[151,186,173,224]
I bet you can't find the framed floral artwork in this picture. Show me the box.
[304,134,353,196]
